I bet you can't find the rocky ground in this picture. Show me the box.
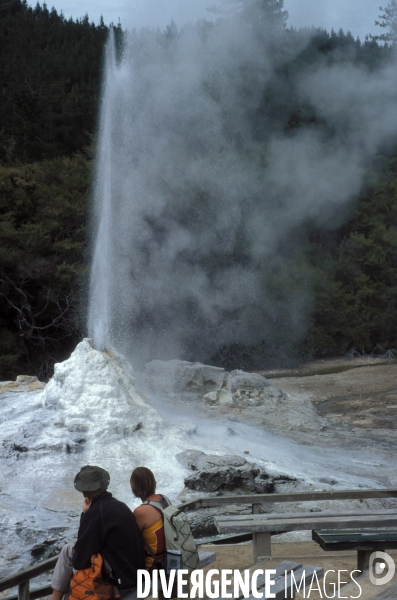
[1,352,396,589]
[143,355,397,537]
[265,357,397,449]
[264,357,397,428]
[143,355,397,452]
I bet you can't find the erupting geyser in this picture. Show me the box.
[86,10,397,368]
[5,5,397,578]
[88,35,118,352]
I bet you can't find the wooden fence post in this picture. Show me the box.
[18,580,30,600]
[252,503,271,562]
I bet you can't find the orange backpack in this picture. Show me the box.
[70,554,117,600]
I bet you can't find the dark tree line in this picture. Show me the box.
[0,0,107,378]
[1,0,397,378]
[0,0,116,163]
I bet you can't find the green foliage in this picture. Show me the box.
[303,159,397,358]
[1,1,397,376]
[0,154,91,379]
[209,0,288,27]
[0,0,110,163]
[372,0,397,43]
[254,29,391,140]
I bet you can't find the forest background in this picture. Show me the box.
[1,0,397,380]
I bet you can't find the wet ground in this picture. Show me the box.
[260,356,394,379]
[1,355,396,586]
[266,358,397,434]
[188,356,397,454]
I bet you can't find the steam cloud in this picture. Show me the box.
[88,5,397,367]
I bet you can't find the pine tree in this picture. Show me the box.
[372,0,397,43]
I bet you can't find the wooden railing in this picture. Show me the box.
[0,556,57,600]
[1,488,397,600]
[177,488,397,511]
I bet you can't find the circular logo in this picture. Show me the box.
[369,551,395,586]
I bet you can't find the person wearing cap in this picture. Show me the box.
[51,465,145,600]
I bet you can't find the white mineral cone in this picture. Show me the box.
[31,339,190,500]
[41,338,163,447]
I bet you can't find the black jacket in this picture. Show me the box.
[72,492,145,589]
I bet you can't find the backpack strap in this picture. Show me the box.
[144,540,163,562]
[161,495,172,508]
[143,538,165,571]
[142,500,163,516]
[142,495,171,512]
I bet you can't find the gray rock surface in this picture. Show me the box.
[144,360,226,397]
[228,371,272,393]
[144,359,326,434]
[203,390,234,405]
[177,450,299,538]
[184,466,274,493]
[177,450,296,495]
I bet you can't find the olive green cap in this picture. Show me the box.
[74,465,110,492]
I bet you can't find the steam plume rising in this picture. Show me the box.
[88,6,397,365]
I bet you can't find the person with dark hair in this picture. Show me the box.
[130,467,169,571]
[51,465,145,600]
